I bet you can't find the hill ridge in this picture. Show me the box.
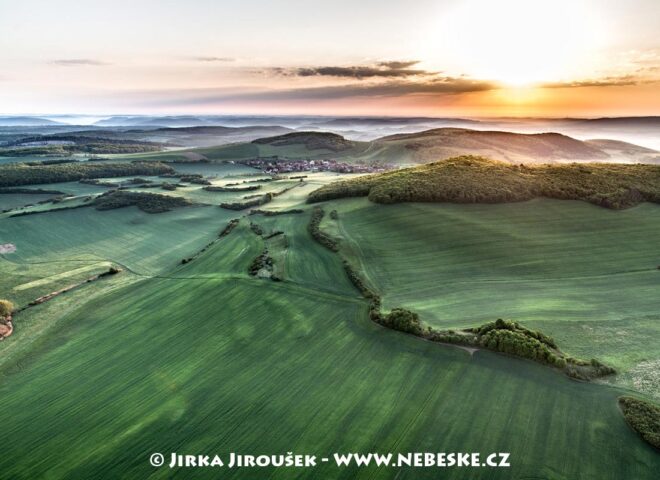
[307,155,660,209]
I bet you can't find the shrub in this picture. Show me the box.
[619,396,660,449]
[250,222,264,236]
[308,207,339,251]
[0,299,14,318]
[379,308,424,335]
[219,219,240,238]
[220,193,273,210]
[204,185,261,192]
[248,250,273,276]
[92,191,191,213]
[249,209,304,216]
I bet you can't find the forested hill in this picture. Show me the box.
[307,156,660,209]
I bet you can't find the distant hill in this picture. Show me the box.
[0,116,63,126]
[308,156,660,209]
[135,125,294,147]
[568,116,660,128]
[121,127,659,166]
[585,139,660,163]
[94,116,210,127]
[374,128,629,164]
[252,131,356,152]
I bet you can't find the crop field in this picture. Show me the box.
[1,166,658,479]
[0,205,233,276]
[0,205,658,479]
[2,180,109,197]
[169,162,259,177]
[0,192,61,210]
[326,197,660,394]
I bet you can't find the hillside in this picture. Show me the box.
[586,139,660,163]
[0,116,63,127]
[374,128,652,164]
[141,125,294,147]
[252,131,356,152]
[308,156,660,209]
[123,127,659,166]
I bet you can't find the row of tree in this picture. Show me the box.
[0,162,173,188]
[307,207,339,252]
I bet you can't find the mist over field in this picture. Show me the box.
[3,114,659,150]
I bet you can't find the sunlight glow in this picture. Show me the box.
[429,0,605,87]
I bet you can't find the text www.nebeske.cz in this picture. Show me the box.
[150,452,511,469]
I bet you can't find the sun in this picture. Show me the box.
[425,0,604,87]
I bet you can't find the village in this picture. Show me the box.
[239,157,394,175]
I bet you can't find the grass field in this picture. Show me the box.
[1,205,234,271]
[0,192,58,210]
[326,197,660,395]
[1,168,658,479]
[0,207,658,479]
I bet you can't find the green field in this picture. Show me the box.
[1,167,658,479]
[325,198,660,396]
[0,206,658,479]
[0,192,57,210]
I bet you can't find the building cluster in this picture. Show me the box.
[240,157,392,175]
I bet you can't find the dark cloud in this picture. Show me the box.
[270,60,433,79]
[140,77,497,107]
[295,66,429,79]
[259,77,496,99]
[377,60,420,69]
[51,59,109,66]
[193,56,235,62]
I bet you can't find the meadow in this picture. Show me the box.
[327,197,660,395]
[0,206,658,479]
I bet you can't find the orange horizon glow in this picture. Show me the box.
[0,0,658,117]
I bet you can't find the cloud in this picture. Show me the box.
[542,75,648,88]
[138,77,497,107]
[192,56,235,62]
[377,60,420,69]
[259,77,496,99]
[269,60,434,79]
[51,59,109,66]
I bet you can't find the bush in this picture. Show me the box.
[248,250,273,276]
[249,209,304,216]
[379,308,424,335]
[92,191,191,213]
[308,207,339,251]
[219,219,240,238]
[204,185,261,192]
[619,396,660,449]
[220,193,273,211]
[0,299,14,318]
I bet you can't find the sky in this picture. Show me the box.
[0,0,659,117]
